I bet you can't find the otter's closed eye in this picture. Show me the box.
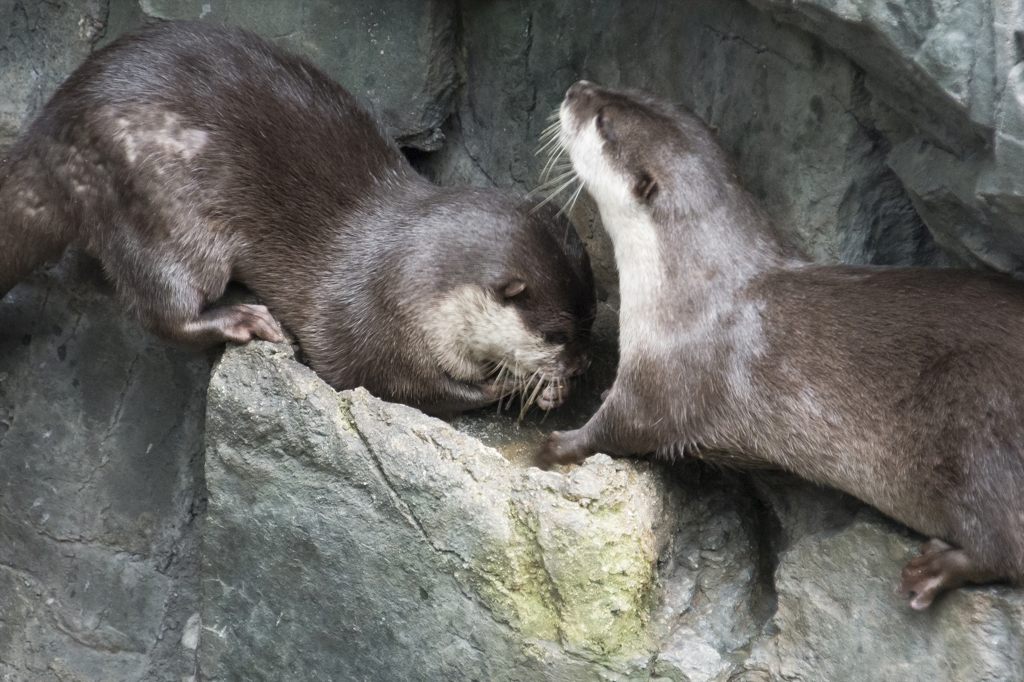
[544,331,571,345]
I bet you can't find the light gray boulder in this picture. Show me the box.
[201,341,1024,682]
[746,516,1024,681]
[201,341,674,681]
[748,0,1024,272]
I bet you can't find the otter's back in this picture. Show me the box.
[35,21,413,251]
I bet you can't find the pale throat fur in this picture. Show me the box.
[556,89,768,422]
[558,102,664,356]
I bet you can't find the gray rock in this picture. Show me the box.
[654,641,727,682]
[0,0,106,146]
[0,255,209,682]
[746,515,1024,681]
[653,467,774,663]
[200,341,1024,682]
[748,0,1024,274]
[201,341,673,680]
[745,0,997,144]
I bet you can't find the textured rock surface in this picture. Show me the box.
[0,0,106,146]
[202,343,1024,682]
[202,341,673,680]
[736,474,1024,682]
[0,255,208,681]
[747,516,1024,681]
[748,0,1024,274]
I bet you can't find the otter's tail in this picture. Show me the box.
[0,148,71,299]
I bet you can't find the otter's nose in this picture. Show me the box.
[565,80,593,101]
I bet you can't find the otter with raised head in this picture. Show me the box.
[536,81,1024,609]
[0,21,595,415]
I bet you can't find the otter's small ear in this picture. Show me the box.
[500,279,527,299]
[633,171,659,203]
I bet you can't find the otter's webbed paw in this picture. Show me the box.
[178,303,286,347]
[895,538,998,610]
[223,303,286,343]
[533,430,592,470]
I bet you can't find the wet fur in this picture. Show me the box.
[0,21,595,415]
[537,81,1024,608]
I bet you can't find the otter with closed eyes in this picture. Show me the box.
[536,80,1024,609]
[0,21,595,415]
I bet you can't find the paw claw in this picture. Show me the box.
[536,383,569,411]
[894,538,996,610]
[227,303,284,343]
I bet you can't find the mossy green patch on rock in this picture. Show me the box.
[468,504,564,642]
[465,459,668,659]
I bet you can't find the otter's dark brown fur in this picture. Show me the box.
[536,81,1024,608]
[0,21,595,415]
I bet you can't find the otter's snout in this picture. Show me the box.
[565,80,595,101]
[560,80,604,135]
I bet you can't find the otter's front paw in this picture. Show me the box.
[533,430,590,470]
[201,303,285,344]
[894,538,965,610]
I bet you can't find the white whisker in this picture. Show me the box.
[533,169,576,191]
[539,123,561,141]
[539,145,567,181]
[533,176,579,211]
[560,181,585,217]
[520,372,547,421]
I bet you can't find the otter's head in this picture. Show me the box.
[548,81,731,240]
[420,192,595,415]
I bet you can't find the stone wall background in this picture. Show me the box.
[1,1,1022,680]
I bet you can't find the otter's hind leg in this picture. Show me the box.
[0,156,73,298]
[128,269,285,349]
[896,538,1005,609]
[99,218,284,348]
